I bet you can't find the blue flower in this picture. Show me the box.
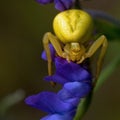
[58,81,91,101]
[25,91,78,114]
[36,0,73,11]
[44,57,92,85]
[25,44,92,120]
[41,110,76,120]
[25,91,79,120]
[25,57,92,120]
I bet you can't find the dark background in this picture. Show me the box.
[0,0,120,120]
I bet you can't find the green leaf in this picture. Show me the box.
[73,91,93,120]
[94,55,120,92]
[94,19,120,40]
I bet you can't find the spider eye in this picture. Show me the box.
[71,43,81,52]
[53,9,93,43]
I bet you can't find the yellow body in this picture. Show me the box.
[42,9,108,86]
[53,9,93,43]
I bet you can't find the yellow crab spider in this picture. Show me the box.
[43,9,108,85]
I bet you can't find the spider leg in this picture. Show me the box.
[85,35,108,85]
[42,32,64,86]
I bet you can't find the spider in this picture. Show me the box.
[42,9,108,85]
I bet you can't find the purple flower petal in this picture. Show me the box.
[54,0,73,11]
[44,72,68,84]
[36,0,53,4]
[25,91,76,114]
[58,82,91,100]
[41,112,74,120]
[41,44,56,61]
[44,57,92,84]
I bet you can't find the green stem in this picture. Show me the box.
[73,91,93,120]
[94,55,120,92]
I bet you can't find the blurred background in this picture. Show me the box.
[0,0,120,120]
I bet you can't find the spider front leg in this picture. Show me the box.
[78,35,108,85]
[85,35,108,85]
[42,32,64,86]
